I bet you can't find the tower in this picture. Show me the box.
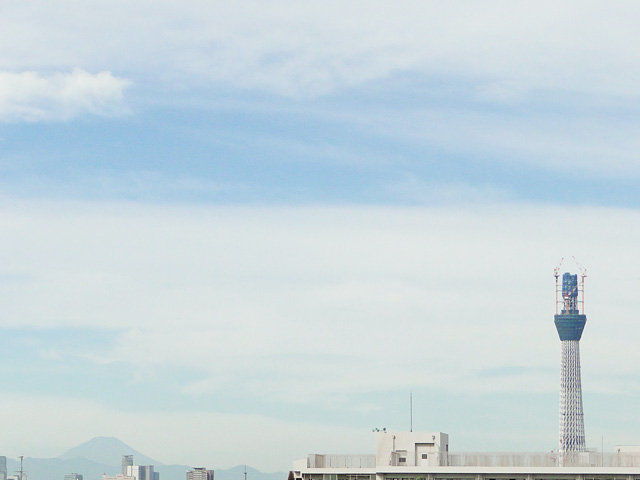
[554,269,587,461]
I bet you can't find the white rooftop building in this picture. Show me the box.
[127,465,159,480]
[186,468,214,480]
[103,475,135,480]
[291,431,640,480]
[104,462,159,480]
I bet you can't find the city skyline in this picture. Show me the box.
[2,0,640,473]
[0,437,275,480]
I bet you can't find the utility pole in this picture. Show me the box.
[410,391,413,432]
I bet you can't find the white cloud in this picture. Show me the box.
[4,2,640,177]
[3,1,640,99]
[324,102,640,178]
[1,200,640,467]
[385,175,512,204]
[0,69,130,122]
[1,200,640,401]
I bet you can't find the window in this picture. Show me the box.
[399,458,406,463]
[421,454,428,459]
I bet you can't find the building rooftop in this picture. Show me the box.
[291,431,640,478]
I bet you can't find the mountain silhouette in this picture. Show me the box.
[3,437,285,480]
[58,437,160,467]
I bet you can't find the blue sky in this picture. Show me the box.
[2,0,640,473]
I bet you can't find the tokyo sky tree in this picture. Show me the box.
[554,268,587,462]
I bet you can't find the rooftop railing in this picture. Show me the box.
[442,452,640,468]
[308,455,376,468]
[308,452,640,468]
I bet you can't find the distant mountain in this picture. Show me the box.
[58,437,160,467]
[2,437,286,480]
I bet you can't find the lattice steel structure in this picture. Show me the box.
[554,270,587,462]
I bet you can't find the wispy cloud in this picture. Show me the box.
[385,175,512,204]
[2,199,639,397]
[2,1,639,470]
[0,69,131,122]
[1,199,640,466]
[4,2,640,99]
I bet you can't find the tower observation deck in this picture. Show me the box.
[554,270,587,461]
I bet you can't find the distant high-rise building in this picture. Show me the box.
[103,475,134,480]
[186,468,214,480]
[122,456,134,476]
[0,456,6,480]
[127,464,159,480]
[64,474,83,480]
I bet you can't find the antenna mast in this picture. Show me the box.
[572,256,587,314]
[410,392,413,432]
[554,258,563,315]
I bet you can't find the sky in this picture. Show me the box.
[2,0,640,473]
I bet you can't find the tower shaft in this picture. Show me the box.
[558,340,585,454]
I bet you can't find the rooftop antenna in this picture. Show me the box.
[18,455,24,480]
[410,391,413,432]
[244,465,247,480]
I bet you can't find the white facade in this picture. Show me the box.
[375,431,449,468]
[618,447,640,454]
[104,465,158,480]
[186,468,214,480]
[291,431,640,480]
[103,475,135,480]
[127,465,159,480]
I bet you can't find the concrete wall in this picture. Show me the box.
[375,432,449,467]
